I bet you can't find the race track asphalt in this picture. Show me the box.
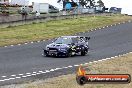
[0,21,132,86]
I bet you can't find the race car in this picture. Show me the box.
[43,36,90,57]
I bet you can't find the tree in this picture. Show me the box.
[97,0,104,7]
[79,0,95,8]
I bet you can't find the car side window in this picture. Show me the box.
[72,38,78,43]
[72,38,85,44]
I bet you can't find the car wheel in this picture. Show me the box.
[44,53,50,57]
[44,51,50,57]
[81,51,86,56]
[81,49,88,56]
[65,50,72,57]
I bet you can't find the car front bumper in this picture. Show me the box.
[44,50,68,56]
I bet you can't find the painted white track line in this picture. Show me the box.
[0,20,131,82]
[1,20,131,48]
[0,52,131,82]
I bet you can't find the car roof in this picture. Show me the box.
[61,36,79,38]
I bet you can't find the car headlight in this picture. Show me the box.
[46,47,49,50]
[59,48,66,51]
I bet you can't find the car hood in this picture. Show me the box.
[46,43,70,49]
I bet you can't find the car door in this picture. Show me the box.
[72,38,84,52]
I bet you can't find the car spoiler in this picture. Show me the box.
[79,36,90,40]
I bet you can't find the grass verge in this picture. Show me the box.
[0,15,132,46]
[2,53,132,88]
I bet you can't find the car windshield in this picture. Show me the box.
[54,37,72,44]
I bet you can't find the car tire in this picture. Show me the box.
[66,51,72,57]
[81,51,86,56]
[65,49,72,57]
[44,51,50,57]
[44,53,50,57]
[81,49,88,56]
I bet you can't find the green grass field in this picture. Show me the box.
[0,15,132,46]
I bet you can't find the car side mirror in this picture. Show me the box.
[52,38,57,43]
[71,43,75,45]
[85,37,90,40]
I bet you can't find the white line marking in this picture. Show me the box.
[40,71,46,74]
[84,63,89,65]
[130,52,132,54]
[54,68,58,70]
[25,43,28,45]
[9,78,15,80]
[107,26,109,27]
[37,41,40,43]
[31,74,37,76]
[128,20,131,23]
[19,74,23,76]
[11,75,16,77]
[118,23,120,24]
[98,60,103,62]
[33,72,37,74]
[111,25,113,26]
[93,61,98,63]
[0,80,5,82]
[1,53,130,82]
[18,44,21,46]
[43,40,45,41]
[74,64,79,67]
[26,75,31,77]
[101,59,107,61]
[31,42,34,44]
[50,69,55,71]
[11,45,14,46]
[106,58,111,60]
[22,76,27,78]
[68,65,73,68]
[63,67,68,69]
[4,79,10,81]
[36,73,41,75]
[26,73,31,75]
[2,76,6,78]
[111,57,115,59]
[89,62,93,64]
[45,70,50,73]
[15,77,21,79]
[55,68,62,70]
[4,46,7,47]
[118,55,122,57]
[39,71,43,73]
[80,64,83,65]
[114,56,118,58]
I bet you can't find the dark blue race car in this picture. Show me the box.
[43,36,90,57]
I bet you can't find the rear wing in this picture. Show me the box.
[79,36,90,41]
